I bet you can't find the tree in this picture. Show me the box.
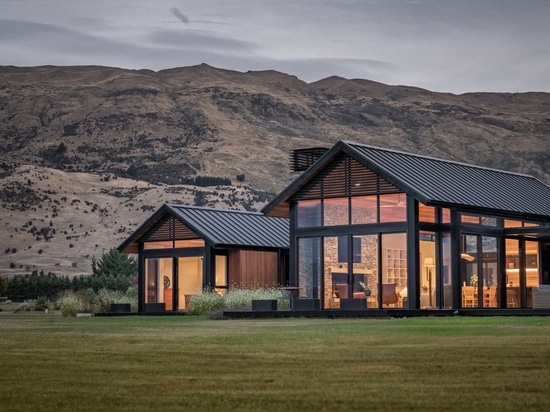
[91,248,137,279]
[0,276,8,296]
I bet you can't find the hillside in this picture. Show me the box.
[0,165,270,276]
[1,64,550,276]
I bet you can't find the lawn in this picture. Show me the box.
[1,313,550,412]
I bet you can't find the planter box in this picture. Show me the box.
[110,303,131,313]
[340,298,367,310]
[252,299,278,311]
[143,303,166,313]
[292,298,320,311]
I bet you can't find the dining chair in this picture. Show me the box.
[507,289,519,307]
[462,286,476,308]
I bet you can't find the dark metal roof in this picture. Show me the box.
[263,140,550,221]
[118,204,289,253]
[167,205,289,248]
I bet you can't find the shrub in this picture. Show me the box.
[56,290,92,317]
[188,292,224,315]
[188,286,288,315]
[96,289,126,313]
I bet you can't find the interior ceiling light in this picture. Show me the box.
[461,253,475,262]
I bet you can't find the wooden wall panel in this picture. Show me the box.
[228,250,279,288]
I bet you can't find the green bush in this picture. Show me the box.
[96,289,126,313]
[95,287,138,313]
[56,290,93,317]
[188,292,224,315]
[188,287,289,315]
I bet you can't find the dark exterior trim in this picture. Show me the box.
[407,196,419,309]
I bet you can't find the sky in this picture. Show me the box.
[1,0,549,94]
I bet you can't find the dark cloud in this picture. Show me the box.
[170,7,189,24]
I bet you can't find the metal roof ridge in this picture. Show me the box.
[166,204,263,215]
[342,140,537,179]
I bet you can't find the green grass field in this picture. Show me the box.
[1,313,550,412]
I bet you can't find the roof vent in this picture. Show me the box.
[290,147,329,173]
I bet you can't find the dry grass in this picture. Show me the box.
[1,314,550,411]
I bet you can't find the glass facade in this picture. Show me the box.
[291,155,549,312]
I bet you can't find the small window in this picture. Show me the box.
[379,193,406,223]
[419,203,436,223]
[324,198,349,226]
[351,195,377,224]
[296,200,322,227]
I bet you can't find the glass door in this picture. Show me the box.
[177,257,203,310]
[144,257,173,310]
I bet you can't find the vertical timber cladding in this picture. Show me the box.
[294,153,399,200]
[228,250,279,287]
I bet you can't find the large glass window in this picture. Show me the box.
[215,255,227,294]
[145,257,173,310]
[381,233,407,307]
[461,235,479,308]
[298,237,321,300]
[526,240,540,308]
[461,235,499,308]
[325,234,379,309]
[419,232,436,309]
[178,257,203,310]
[505,239,539,308]
[441,232,453,308]
[482,237,499,308]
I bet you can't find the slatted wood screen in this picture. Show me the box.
[292,153,399,201]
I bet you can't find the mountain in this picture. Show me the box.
[1,64,550,277]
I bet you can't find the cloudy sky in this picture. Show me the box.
[1,0,549,94]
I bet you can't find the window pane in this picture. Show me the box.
[351,195,377,224]
[175,239,205,248]
[461,214,480,224]
[215,255,227,293]
[298,237,321,299]
[526,240,540,308]
[324,197,349,226]
[379,193,406,222]
[296,200,321,227]
[419,203,436,223]
[441,208,451,223]
[442,232,454,308]
[352,235,379,308]
[482,236,499,308]
[420,231,436,309]
[461,235,479,308]
[381,233,407,308]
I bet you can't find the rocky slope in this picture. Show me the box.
[1,64,549,277]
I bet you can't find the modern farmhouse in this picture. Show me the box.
[121,140,550,313]
[262,140,550,311]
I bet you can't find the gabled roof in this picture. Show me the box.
[118,204,289,254]
[263,140,550,221]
